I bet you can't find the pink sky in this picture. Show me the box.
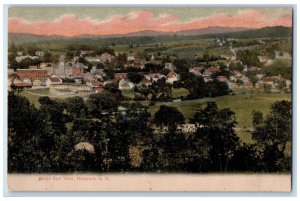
[8,9,292,37]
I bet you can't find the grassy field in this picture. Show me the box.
[149,92,291,143]
[171,88,189,99]
[149,92,291,124]
[19,91,43,108]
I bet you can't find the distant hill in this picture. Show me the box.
[198,26,292,39]
[8,33,70,44]
[8,26,292,45]
[106,26,251,37]
[8,26,251,44]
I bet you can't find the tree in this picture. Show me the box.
[128,72,144,84]
[27,45,38,56]
[8,53,18,69]
[190,102,239,172]
[185,75,206,98]
[247,72,258,88]
[252,100,291,171]
[153,105,185,133]
[252,111,263,127]
[8,92,49,172]
[9,42,17,54]
[236,49,261,67]
[38,97,67,171]
[205,80,229,97]
[263,83,272,93]
[174,59,190,75]
[43,51,53,62]
[65,96,87,119]
[149,77,172,101]
[264,59,291,80]
[104,83,122,97]
[86,93,120,118]
[228,143,263,171]
[277,80,287,93]
[66,51,75,61]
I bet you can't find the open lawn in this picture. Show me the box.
[171,88,189,99]
[28,88,50,95]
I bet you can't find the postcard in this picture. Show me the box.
[6,6,293,192]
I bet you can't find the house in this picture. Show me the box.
[189,66,204,76]
[32,79,42,86]
[243,81,254,88]
[166,71,179,84]
[127,55,135,62]
[217,76,228,83]
[208,66,220,74]
[100,53,116,63]
[46,76,62,87]
[16,69,48,86]
[85,56,101,63]
[149,73,165,82]
[22,78,32,84]
[134,57,146,66]
[80,50,94,57]
[35,51,44,57]
[260,76,281,89]
[203,76,213,83]
[138,78,152,87]
[241,75,250,83]
[114,73,128,81]
[248,66,259,72]
[17,51,23,56]
[164,63,175,70]
[94,86,105,93]
[13,82,33,90]
[118,79,134,90]
[71,63,85,76]
[256,74,264,80]
[229,75,238,82]
[103,80,114,86]
[74,75,84,84]
[86,80,103,91]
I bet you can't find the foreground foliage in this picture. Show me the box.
[8,91,291,173]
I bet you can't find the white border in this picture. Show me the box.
[1,0,299,200]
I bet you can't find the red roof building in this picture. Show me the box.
[16,69,48,82]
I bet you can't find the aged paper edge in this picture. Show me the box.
[7,173,291,192]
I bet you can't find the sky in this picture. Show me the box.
[8,7,293,37]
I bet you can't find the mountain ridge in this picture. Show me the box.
[8,26,292,44]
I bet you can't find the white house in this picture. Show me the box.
[118,78,134,90]
[166,71,179,84]
[46,76,62,87]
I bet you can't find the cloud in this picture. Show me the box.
[8,9,292,36]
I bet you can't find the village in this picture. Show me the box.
[8,42,291,98]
